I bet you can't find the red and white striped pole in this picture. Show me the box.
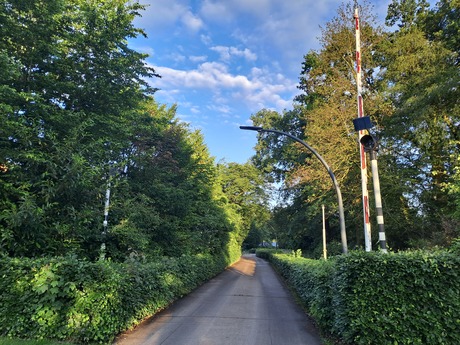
[354,8,372,251]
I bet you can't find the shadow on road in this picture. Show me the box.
[114,254,322,345]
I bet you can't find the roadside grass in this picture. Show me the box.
[0,337,73,345]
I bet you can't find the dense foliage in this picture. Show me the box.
[0,0,155,258]
[257,248,460,345]
[0,254,229,344]
[217,162,271,250]
[250,0,459,252]
[0,0,269,262]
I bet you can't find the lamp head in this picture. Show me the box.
[239,125,264,132]
[360,134,378,152]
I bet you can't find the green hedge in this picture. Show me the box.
[0,254,229,344]
[256,248,460,345]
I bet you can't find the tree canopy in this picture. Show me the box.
[250,0,459,253]
[0,0,270,261]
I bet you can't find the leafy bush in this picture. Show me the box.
[254,248,287,260]
[257,249,460,345]
[0,254,227,344]
[333,250,460,345]
[0,336,72,345]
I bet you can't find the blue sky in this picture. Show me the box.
[129,0,398,164]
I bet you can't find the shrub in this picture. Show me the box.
[332,250,460,344]
[0,254,227,344]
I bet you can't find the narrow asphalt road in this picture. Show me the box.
[114,254,323,345]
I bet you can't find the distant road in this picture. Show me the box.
[114,254,323,345]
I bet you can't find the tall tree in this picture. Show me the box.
[248,0,459,251]
[377,0,460,244]
[252,1,385,250]
[0,0,158,257]
[105,101,237,260]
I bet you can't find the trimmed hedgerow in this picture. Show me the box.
[333,250,460,345]
[257,248,460,345]
[0,254,227,344]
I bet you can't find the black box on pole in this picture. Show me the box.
[352,116,373,131]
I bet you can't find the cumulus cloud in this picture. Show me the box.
[152,61,296,113]
[137,0,389,75]
[210,46,257,62]
[155,62,242,89]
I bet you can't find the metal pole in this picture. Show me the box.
[262,128,348,254]
[369,150,388,252]
[240,126,348,254]
[354,8,372,251]
[322,204,327,260]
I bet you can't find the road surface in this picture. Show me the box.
[114,254,322,345]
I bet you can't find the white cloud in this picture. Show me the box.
[137,0,396,76]
[131,45,155,58]
[210,46,231,62]
[189,105,201,114]
[135,0,205,33]
[189,55,208,63]
[152,61,296,113]
[207,104,232,116]
[167,52,186,64]
[135,0,187,30]
[136,0,351,75]
[181,11,204,32]
[200,1,234,23]
[200,34,212,46]
[210,46,257,62]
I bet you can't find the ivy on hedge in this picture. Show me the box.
[0,254,229,344]
[256,248,460,345]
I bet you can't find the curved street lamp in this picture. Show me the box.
[240,125,348,254]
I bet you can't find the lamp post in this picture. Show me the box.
[240,125,348,254]
[353,117,388,253]
[360,134,388,253]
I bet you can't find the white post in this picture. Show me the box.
[100,182,111,260]
[103,184,111,229]
[322,204,327,260]
[369,151,388,252]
